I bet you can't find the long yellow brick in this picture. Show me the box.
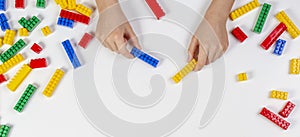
[0,54,24,74]
[270,90,288,100]
[172,59,197,83]
[75,4,93,17]
[276,11,300,39]
[230,0,260,21]
[43,69,64,97]
[7,64,32,92]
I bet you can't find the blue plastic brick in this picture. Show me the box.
[62,40,81,68]
[273,39,286,56]
[0,0,6,11]
[0,13,9,31]
[130,47,159,67]
[57,17,74,28]
[0,13,7,22]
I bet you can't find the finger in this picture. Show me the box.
[125,25,142,50]
[106,38,118,52]
[115,39,134,59]
[118,44,134,59]
[187,36,199,62]
[194,45,207,71]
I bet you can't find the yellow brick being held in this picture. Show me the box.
[270,90,288,100]
[75,4,93,17]
[290,58,300,74]
[172,59,197,83]
[43,69,65,97]
[230,0,260,21]
[3,30,16,45]
[41,26,52,36]
[67,0,76,9]
[7,64,32,92]
[237,72,248,82]
[0,54,24,74]
[276,11,300,39]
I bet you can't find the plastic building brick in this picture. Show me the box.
[43,69,64,97]
[3,30,16,45]
[273,39,286,56]
[78,33,93,49]
[253,3,271,33]
[0,74,6,84]
[7,64,32,92]
[29,58,47,69]
[276,11,300,39]
[261,23,287,50]
[0,13,7,22]
[0,54,24,74]
[0,39,27,63]
[36,0,45,8]
[0,38,3,47]
[15,0,24,8]
[41,26,52,36]
[57,0,67,9]
[19,28,28,37]
[290,58,300,75]
[57,17,74,28]
[237,72,248,82]
[62,40,81,68]
[60,9,90,24]
[0,0,6,11]
[229,0,260,21]
[67,0,76,9]
[30,43,43,54]
[231,27,248,42]
[0,125,11,137]
[270,90,288,100]
[259,107,290,130]
[172,59,197,83]
[14,84,37,112]
[145,0,165,20]
[75,4,93,17]
[18,16,41,32]
[0,13,10,31]
[279,101,295,118]
[130,47,159,68]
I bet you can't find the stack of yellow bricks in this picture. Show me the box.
[55,0,93,17]
[270,90,288,100]
[43,69,65,97]
[7,64,32,92]
[276,11,300,39]
[3,30,16,45]
[230,0,260,21]
[290,58,300,74]
[41,26,52,36]
[172,59,197,83]
[19,28,29,37]
[0,54,24,74]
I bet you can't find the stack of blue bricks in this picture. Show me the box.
[130,47,159,68]
[0,13,10,31]
[273,39,286,56]
[57,17,74,28]
[61,40,81,68]
[0,0,6,11]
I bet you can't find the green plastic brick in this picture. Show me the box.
[36,0,46,8]
[0,125,11,137]
[18,16,41,32]
[0,39,27,63]
[253,3,272,33]
[14,84,37,112]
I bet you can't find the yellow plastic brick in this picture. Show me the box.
[3,30,16,45]
[290,58,300,74]
[270,90,288,100]
[0,37,3,47]
[0,54,24,74]
[75,4,93,17]
[19,28,29,37]
[57,0,68,9]
[54,0,60,4]
[41,26,52,36]
[276,11,300,39]
[172,59,197,83]
[67,0,76,9]
[230,0,260,21]
[237,72,248,82]
[43,69,64,97]
[7,64,32,92]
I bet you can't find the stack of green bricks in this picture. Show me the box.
[14,84,37,112]
[36,0,46,8]
[0,125,10,137]
[253,3,272,33]
[0,39,26,63]
[18,16,41,32]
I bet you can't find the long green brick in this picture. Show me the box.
[253,3,272,33]
[36,0,46,8]
[0,39,27,63]
[18,16,41,32]
[14,84,37,112]
[0,125,11,137]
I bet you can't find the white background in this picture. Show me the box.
[1,0,300,137]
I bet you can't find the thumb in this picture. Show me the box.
[125,26,142,50]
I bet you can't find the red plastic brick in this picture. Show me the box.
[260,107,290,130]
[78,33,93,49]
[231,27,248,42]
[60,9,90,24]
[279,101,296,118]
[29,58,47,69]
[0,74,7,84]
[15,0,25,8]
[30,43,43,54]
[261,22,287,50]
[145,0,165,20]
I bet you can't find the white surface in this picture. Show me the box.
[0,0,300,137]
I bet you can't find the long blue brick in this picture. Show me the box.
[57,17,74,28]
[130,47,159,67]
[0,0,6,11]
[273,39,286,56]
[62,40,81,68]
